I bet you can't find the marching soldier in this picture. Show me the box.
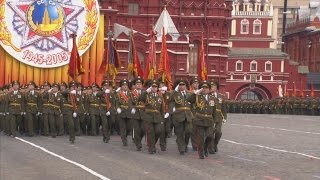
[140,80,166,154]
[100,80,116,143]
[24,81,41,136]
[115,79,133,146]
[169,80,193,155]
[87,83,101,136]
[209,81,227,154]
[48,83,64,138]
[5,81,25,137]
[189,76,200,151]
[158,79,170,151]
[188,81,215,159]
[39,81,51,136]
[75,83,88,135]
[130,77,146,151]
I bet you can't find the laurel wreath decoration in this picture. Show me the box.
[0,0,21,52]
[77,0,98,50]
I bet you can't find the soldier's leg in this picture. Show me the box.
[154,122,163,147]
[74,114,81,136]
[57,114,64,136]
[213,121,223,153]
[204,126,214,156]
[118,117,128,146]
[4,114,9,135]
[159,121,167,151]
[101,115,108,143]
[132,119,142,150]
[10,114,17,137]
[78,114,86,135]
[145,121,155,153]
[184,121,192,153]
[174,121,185,154]
[34,113,40,135]
[90,114,96,136]
[191,122,198,151]
[26,112,34,136]
[107,115,115,138]
[126,118,132,136]
[17,115,23,135]
[0,114,3,132]
[49,114,56,137]
[42,114,49,136]
[66,114,75,143]
[195,126,205,159]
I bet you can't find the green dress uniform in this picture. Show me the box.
[130,88,146,150]
[24,90,40,136]
[99,90,116,143]
[40,90,50,136]
[75,90,87,135]
[61,91,77,143]
[87,92,101,136]
[0,90,5,132]
[140,90,165,154]
[159,90,171,151]
[169,90,193,154]
[188,91,216,159]
[210,93,227,153]
[115,90,133,146]
[5,90,25,137]
[48,92,64,137]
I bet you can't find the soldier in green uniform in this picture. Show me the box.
[130,77,146,151]
[0,87,4,132]
[87,83,101,136]
[39,81,51,136]
[75,83,88,135]
[5,81,25,137]
[169,80,193,155]
[188,81,216,159]
[115,79,133,146]
[158,79,170,151]
[209,81,227,154]
[140,80,165,154]
[189,76,199,151]
[60,82,69,134]
[48,83,64,138]
[24,81,40,136]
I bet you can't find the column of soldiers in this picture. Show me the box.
[0,76,228,159]
[226,97,320,116]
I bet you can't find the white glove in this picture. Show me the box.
[175,85,179,92]
[172,107,176,112]
[131,108,136,114]
[106,111,110,116]
[164,113,169,119]
[194,88,203,95]
[48,88,53,93]
[0,113,3,115]
[24,112,26,115]
[146,87,152,93]
[117,108,122,114]
[70,90,76,95]
[73,112,77,118]
[116,87,121,93]
[36,112,41,116]
[222,119,227,124]
[105,89,110,94]
[21,112,24,115]
[6,112,9,115]
[159,86,167,92]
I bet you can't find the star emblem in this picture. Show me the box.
[7,0,84,51]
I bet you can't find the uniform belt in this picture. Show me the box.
[120,105,128,109]
[145,109,160,113]
[176,107,191,111]
[63,104,73,108]
[9,103,21,106]
[195,112,212,118]
[216,109,222,112]
[90,104,100,107]
[134,105,145,109]
[100,104,107,107]
[43,104,51,106]
[50,104,60,108]
[27,103,37,106]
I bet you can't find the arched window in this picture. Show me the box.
[253,19,262,34]
[241,19,249,34]
[265,61,272,72]
[250,60,257,71]
[236,60,243,71]
[188,41,199,74]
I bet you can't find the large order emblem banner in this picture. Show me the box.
[0,0,100,68]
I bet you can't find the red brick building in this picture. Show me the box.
[100,0,233,92]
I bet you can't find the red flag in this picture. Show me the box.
[144,29,157,80]
[158,27,173,90]
[300,79,304,97]
[198,34,208,81]
[128,31,143,78]
[311,81,315,97]
[68,34,84,79]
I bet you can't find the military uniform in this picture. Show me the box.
[115,79,133,146]
[87,84,101,136]
[75,87,87,135]
[48,83,64,137]
[24,82,41,136]
[169,80,193,154]
[189,77,200,151]
[140,80,165,154]
[159,84,171,151]
[130,77,146,151]
[39,82,51,136]
[187,81,215,159]
[0,89,5,132]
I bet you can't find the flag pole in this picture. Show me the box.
[106,19,111,84]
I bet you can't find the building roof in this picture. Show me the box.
[228,48,288,58]
[298,66,309,74]
[154,7,180,41]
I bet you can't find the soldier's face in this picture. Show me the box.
[151,85,158,93]
[135,82,142,89]
[192,82,199,89]
[13,84,19,90]
[53,86,59,93]
[60,86,66,91]
[44,85,50,91]
[92,87,98,92]
[28,84,35,91]
[202,87,209,95]
[211,85,217,92]
[179,84,186,91]
[70,86,75,91]
[121,84,128,91]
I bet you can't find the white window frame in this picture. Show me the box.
[250,60,257,71]
[265,61,272,72]
[236,60,243,71]
[240,19,249,34]
[253,19,262,35]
